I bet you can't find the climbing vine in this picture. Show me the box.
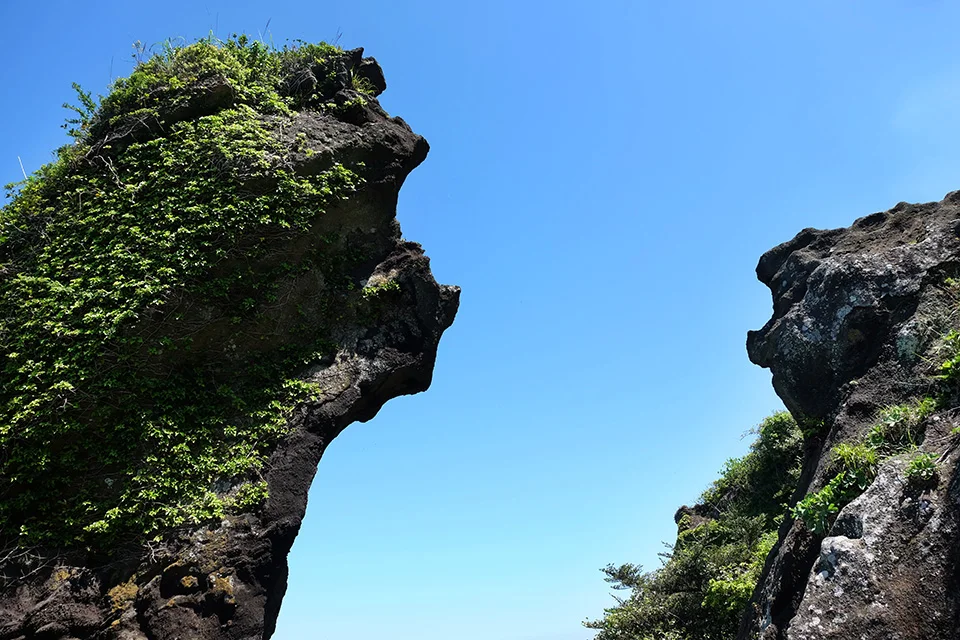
[0,35,371,549]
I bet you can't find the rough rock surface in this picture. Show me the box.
[740,193,960,639]
[0,49,458,639]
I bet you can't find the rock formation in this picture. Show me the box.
[0,41,457,638]
[741,194,960,639]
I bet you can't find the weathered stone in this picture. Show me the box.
[741,195,960,639]
[0,49,457,640]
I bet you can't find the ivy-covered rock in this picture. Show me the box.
[0,36,457,639]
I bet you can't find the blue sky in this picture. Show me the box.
[4,2,960,639]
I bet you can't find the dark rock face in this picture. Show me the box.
[740,194,960,639]
[0,52,457,640]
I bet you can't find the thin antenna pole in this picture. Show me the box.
[17,156,26,180]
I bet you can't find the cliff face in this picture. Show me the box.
[0,41,457,638]
[742,194,960,639]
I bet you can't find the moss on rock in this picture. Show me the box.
[0,36,376,549]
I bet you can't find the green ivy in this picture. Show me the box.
[0,35,373,549]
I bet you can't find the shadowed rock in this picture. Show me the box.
[0,46,457,640]
[740,193,960,640]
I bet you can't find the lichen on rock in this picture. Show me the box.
[741,194,960,640]
[0,36,457,639]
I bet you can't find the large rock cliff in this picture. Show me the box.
[0,40,457,638]
[741,194,960,639]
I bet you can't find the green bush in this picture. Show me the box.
[585,413,803,640]
[905,452,938,485]
[791,471,865,535]
[793,438,879,535]
[700,411,803,528]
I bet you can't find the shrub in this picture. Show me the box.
[905,452,938,485]
[867,398,934,454]
[700,412,803,527]
[792,475,843,535]
[792,440,880,535]
[585,413,803,640]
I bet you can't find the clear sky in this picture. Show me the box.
[4,2,960,639]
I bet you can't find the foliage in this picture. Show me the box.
[362,279,401,299]
[61,82,98,140]
[791,469,866,535]
[904,452,938,485]
[86,36,345,140]
[701,530,777,621]
[934,321,960,409]
[792,397,934,535]
[938,329,960,382]
[866,398,934,454]
[585,412,803,640]
[830,442,877,477]
[797,416,827,439]
[351,74,377,95]
[699,411,803,528]
[0,35,373,549]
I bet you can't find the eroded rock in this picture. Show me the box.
[741,195,960,639]
[0,44,457,640]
